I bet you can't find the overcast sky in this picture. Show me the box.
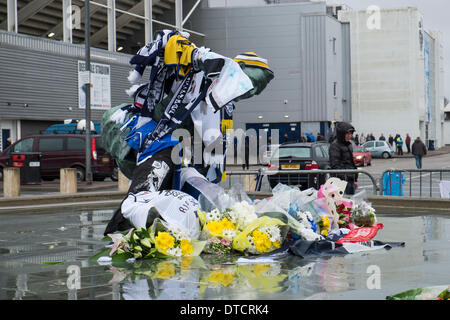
[327,0,450,99]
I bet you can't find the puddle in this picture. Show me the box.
[0,206,448,300]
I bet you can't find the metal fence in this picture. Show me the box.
[221,168,450,198]
[380,169,450,198]
[221,168,379,194]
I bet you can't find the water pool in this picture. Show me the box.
[0,206,448,300]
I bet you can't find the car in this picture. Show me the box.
[352,145,372,167]
[0,134,116,182]
[267,142,330,190]
[362,140,394,159]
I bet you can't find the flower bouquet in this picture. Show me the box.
[232,216,289,255]
[317,216,331,237]
[91,227,165,263]
[149,218,206,258]
[198,201,258,254]
[336,203,354,229]
[351,201,377,227]
[286,203,323,241]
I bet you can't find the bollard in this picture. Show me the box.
[118,170,130,192]
[3,167,20,197]
[60,168,77,194]
[242,174,257,192]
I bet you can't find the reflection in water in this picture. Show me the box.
[101,255,325,300]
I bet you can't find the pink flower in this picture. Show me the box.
[220,238,231,246]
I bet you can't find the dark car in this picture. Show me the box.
[267,142,331,190]
[0,134,116,182]
[352,145,372,167]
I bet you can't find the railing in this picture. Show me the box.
[380,169,450,198]
[223,168,450,198]
[222,168,380,195]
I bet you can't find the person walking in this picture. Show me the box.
[329,122,358,195]
[412,137,427,169]
[354,133,359,145]
[395,134,404,155]
[405,134,411,154]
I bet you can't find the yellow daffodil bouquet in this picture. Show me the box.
[149,218,206,258]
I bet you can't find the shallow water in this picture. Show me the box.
[0,206,448,300]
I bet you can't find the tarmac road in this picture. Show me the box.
[361,151,450,175]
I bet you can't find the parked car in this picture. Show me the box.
[362,140,393,159]
[352,145,372,167]
[0,134,116,182]
[267,142,330,190]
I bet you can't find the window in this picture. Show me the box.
[67,137,85,151]
[12,138,34,153]
[364,141,374,148]
[38,138,64,152]
[276,147,312,158]
[333,82,337,98]
[376,142,385,147]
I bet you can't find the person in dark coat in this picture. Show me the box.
[388,134,394,149]
[329,122,358,195]
[354,133,359,145]
[411,137,427,169]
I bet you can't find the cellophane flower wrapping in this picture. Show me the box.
[149,218,206,258]
[254,185,323,241]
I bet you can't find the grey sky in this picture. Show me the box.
[327,0,449,99]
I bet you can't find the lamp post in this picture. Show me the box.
[84,0,92,184]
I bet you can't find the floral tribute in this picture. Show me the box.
[93,178,385,264]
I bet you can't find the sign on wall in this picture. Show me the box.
[78,61,111,110]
